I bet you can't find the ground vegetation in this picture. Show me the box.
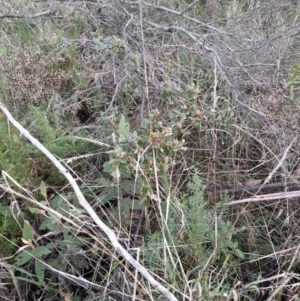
[1,0,300,300]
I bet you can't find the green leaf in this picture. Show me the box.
[40,181,47,197]
[161,90,168,98]
[120,165,132,178]
[56,233,84,251]
[35,260,46,286]
[121,198,145,211]
[22,220,34,240]
[46,257,64,270]
[15,245,52,266]
[109,198,145,228]
[103,161,112,173]
[0,206,13,218]
[28,207,40,214]
[32,246,52,258]
[101,187,118,204]
[15,250,33,266]
[235,248,245,259]
[51,196,64,209]
[120,179,140,194]
[9,269,22,300]
[111,169,121,179]
[118,114,130,137]
[39,215,61,233]
[39,219,52,231]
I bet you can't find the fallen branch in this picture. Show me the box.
[205,181,300,198]
[0,10,52,20]
[0,101,178,301]
[224,189,300,206]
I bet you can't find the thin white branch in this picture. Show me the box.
[224,190,300,206]
[261,137,296,186]
[180,0,200,15]
[0,10,52,19]
[0,101,178,301]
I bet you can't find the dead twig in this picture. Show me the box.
[261,137,296,186]
[224,189,300,206]
[206,181,300,197]
[0,10,52,20]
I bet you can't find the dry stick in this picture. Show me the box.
[143,19,226,84]
[261,137,296,186]
[219,138,298,250]
[139,0,151,127]
[54,84,101,109]
[46,268,136,301]
[242,272,287,291]
[225,138,298,206]
[266,275,291,301]
[0,10,52,19]
[0,101,178,301]
[225,190,300,206]
[180,0,200,15]
[249,136,296,197]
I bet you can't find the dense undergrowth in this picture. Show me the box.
[1,0,300,300]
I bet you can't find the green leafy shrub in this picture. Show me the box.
[13,192,89,294]
[0,206,20,257]
[143,170,244,300]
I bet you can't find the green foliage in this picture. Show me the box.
[93,35,127,60]
[144,170,244,299]
[0,205,20,257]
[177,172,213,264]
[11,19,38,43]
[118,114,130,137]
[0,106,99,186]
[15,245,52,266]
[13,193,87,291]
[97,112,188,229]
[284,62,300,103]
[0,117,35,184]
[110,198,145,228]
[181,171,243,263]
[22,220,34,241]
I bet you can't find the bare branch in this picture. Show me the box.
[180,0,200,15]
[225,190,300,206]
[123,0,228,35]
[261,137,296,186]
[143,19,229,84]
[0,9,52,20]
